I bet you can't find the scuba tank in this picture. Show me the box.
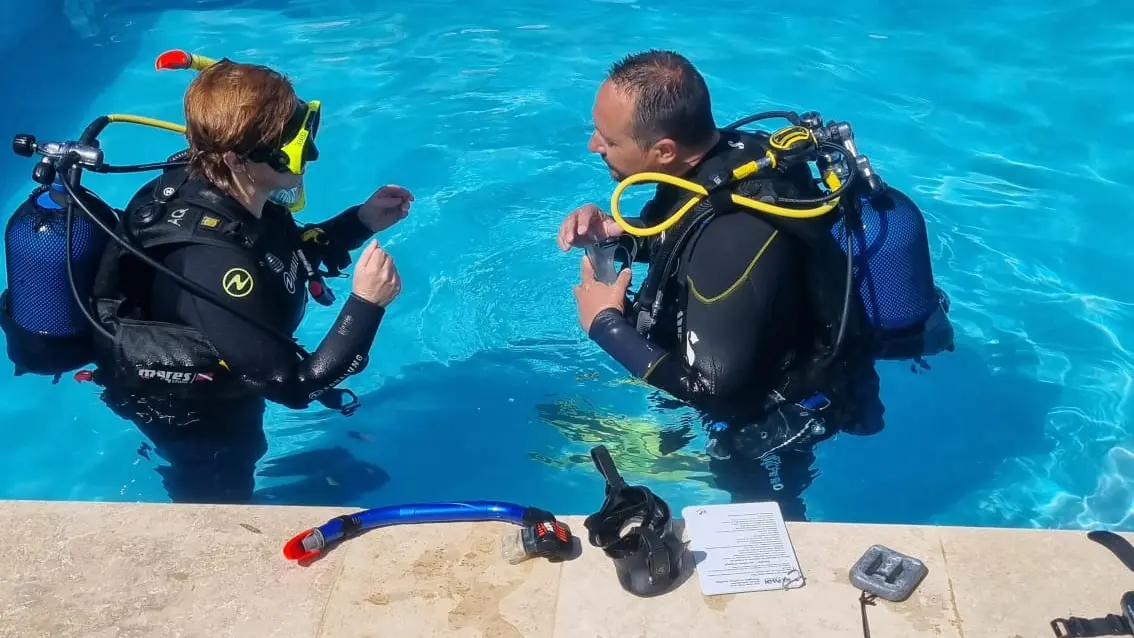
[0,133,120,379]
[806,115,954,363]
[0,179,115,378]
[832,185,954,361]
[836,186,939,330]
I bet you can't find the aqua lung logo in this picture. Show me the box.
[137,368,214,384]
[222,268,255,298]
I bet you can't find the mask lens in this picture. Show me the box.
[307,108,320,139]
[303,139,319,165]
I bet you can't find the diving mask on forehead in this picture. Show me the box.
[249,98,321,212]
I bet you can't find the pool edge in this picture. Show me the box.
[0,499,1128,637]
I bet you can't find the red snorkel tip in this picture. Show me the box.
[283,529,321,562]
[155,50,192,71]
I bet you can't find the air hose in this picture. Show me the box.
[607,110,854,239]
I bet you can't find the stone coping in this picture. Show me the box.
[0,500,1130,637]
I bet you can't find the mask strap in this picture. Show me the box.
[590,445,626,490]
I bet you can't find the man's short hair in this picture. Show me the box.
[607,50,717,150]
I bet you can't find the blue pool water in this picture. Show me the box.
[0,0,1131,530]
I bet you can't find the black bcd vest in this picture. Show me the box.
[628,129,873,404]
[88,167,289,401]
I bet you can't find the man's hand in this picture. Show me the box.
[573,253,632,333]
[358,185,414,233]
[557,203,624,251]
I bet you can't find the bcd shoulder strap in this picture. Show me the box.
[124,169,259,255]
[630,129,792,335]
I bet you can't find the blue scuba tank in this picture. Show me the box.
[0,183,110,376]
[830,184,954,361]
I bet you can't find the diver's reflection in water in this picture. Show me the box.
[253,446,391,507]
[535,398,829,521]
[129,419,391,507]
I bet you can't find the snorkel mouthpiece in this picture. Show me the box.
[155,49,218,72]
[501,512,574,565]
[583,445,685,597]
[282,528,326,562]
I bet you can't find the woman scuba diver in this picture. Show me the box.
[82,59,412,503]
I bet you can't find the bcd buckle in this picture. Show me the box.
[1050,613,1132,638]
[317,388,360,416]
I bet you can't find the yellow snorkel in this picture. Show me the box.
[153,49,318,213]
[608,124,849,238]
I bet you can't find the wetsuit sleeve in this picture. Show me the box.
[163,243,385,409]
[587,213,801,410]
[298,205,374,274]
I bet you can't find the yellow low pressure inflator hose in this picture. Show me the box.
[608,139,844,238]
[610,170,840,238]
[105,114,186,134]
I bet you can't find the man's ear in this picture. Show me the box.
[651,138,678,166]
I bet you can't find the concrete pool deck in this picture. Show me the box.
[0,500,1130,637]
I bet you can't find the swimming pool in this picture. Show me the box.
[0,0,1130,530]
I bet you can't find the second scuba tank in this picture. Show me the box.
[831,185,954,361]
[0,182,113,376]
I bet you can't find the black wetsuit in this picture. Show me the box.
[588,131,883,519]
[98,169,382,504]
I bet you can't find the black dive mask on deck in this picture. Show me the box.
[582,445,685,597]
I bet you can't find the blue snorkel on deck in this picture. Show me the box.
[282,501,575,565]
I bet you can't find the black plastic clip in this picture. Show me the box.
[318,388,360,416]
[1050,614,1132,638]
[1050,591,1134,637]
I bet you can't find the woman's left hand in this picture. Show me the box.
[358,184,414,233]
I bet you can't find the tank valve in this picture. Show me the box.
[12,134,36,157]
[32,161,56,186]
[11,134,104,170]
[798,111,824,130]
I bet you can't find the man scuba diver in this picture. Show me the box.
[560,50,953,517]
[3,55,411,504]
